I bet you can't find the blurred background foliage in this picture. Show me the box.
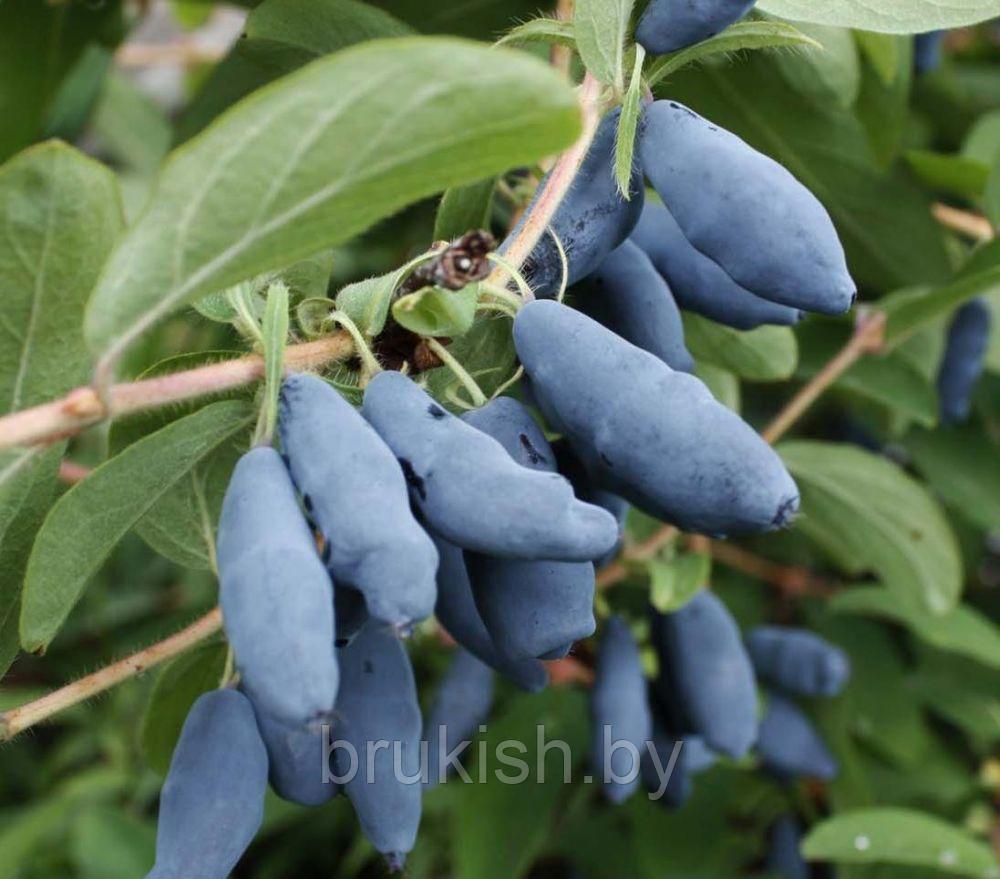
[0,1,999,877]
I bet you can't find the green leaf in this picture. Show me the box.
[615,45,645,199]
[108,354,251,571]
[802,808,1000,877]
[757,0,1000,33]
[779,441,962,615]
[20,401,254,652]
[817,616,933,769]
[337,271,405,338]
[771,20,861,108]
[259,281,290,443]
[905,150,991,198]
[140,641,229,775]
[71,808,155,879]
[854,30,900,85]
[694,361,741,412]
[495,16,576,50]
[574,0,634,90]
[855,36,912,166]
[392,284,480,338]
[177,0,412,141]
[646,20,821,88]
[0,142,123,414]
[912,650,1000,746]
[0,0,123,162]
[682,313,797,381]
[84,38,582,362]
[882,264,1000,350]
[832,588,1000,671]
[451,688,588,879]
[986,157,1000,230]
[434,178,496,242]
[795,321,937,427]
[425,314,517,404]
[89,69,171,173]
[648,555,710,613]
[904,425,1000,532]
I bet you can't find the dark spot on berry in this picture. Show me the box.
[599,452,613,468]
[363,660,374,674]
[398,458,427,501]
[518,433,547,466]
[302,494,313,512]
[427,404,446,420]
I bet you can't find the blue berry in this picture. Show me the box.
[757,690,838,781]
[217,447,338,726]
[637,0,756,54]
[746,626,851,698]
[937,297,991,424]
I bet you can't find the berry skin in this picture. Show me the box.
[590,616,652,804]
[636,0,756,54]
[640,703,716,809]
[914,31,946,74]
[332,622,422,870]
[462,398,597,660]
[505,108,645,298]
[514,300,800,537]
[251,701,340,807]
[146,690,268,879]
[217,447,338,727]
[430,528,548,692]
[768,814,809,879]
[937,297,992,424]
[278,373,438,628]
[639,101,856,316]
[756,691,838,781]
[362,370,619,561]
[649,590,758,758]
[423,648,495,789]
[573,239,695,373]
[630,203,802,330]
[746,626,851,698]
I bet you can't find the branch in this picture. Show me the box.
[702,539,837,598]
[762,310,886,445]
[932,203,995,242]
[0,333,353,452]
[489,72,603,288]
[0,608,222,742]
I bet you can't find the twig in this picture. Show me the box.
[596,525,678,589]
[0,333,353,452]
[57,460,92,485]
[761,310,886,445]
[932,203,995,242]
[550,0,575,76]
[115,42,227,68]
[488,72,603,287]
[0,609,223,742]
[702,539,836,598]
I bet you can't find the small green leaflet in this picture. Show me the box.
[802,808,1000,878]
[574,0,634,91]
[648,554,709,613]
[392,284,480,338]
[614,45,645,199]
[758,0,1000,34]
[495,17,576,50]
[682,313,797,381]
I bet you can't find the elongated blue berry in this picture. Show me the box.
[639,101,855,315]
[251,701,339,807]
[463,398,596,660]
[746,626,850,698]
[650,591,758,758]
[574,239,694,372]
[217,447,338,726]
[590,616,652,804]
[631,203,802,330]
[430,529,548,692]
[362,370,619,560]
[757,691,838,781]
[937,298,991,424]
[332,622,422,870]
[423,648,495,788]
[915,31,946,74]
[279,373,438,627]
[515,300,799,537]
[637,0,756,54]
[506,108,644,298]
[768,814,809,879]
[146,690,267,879]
